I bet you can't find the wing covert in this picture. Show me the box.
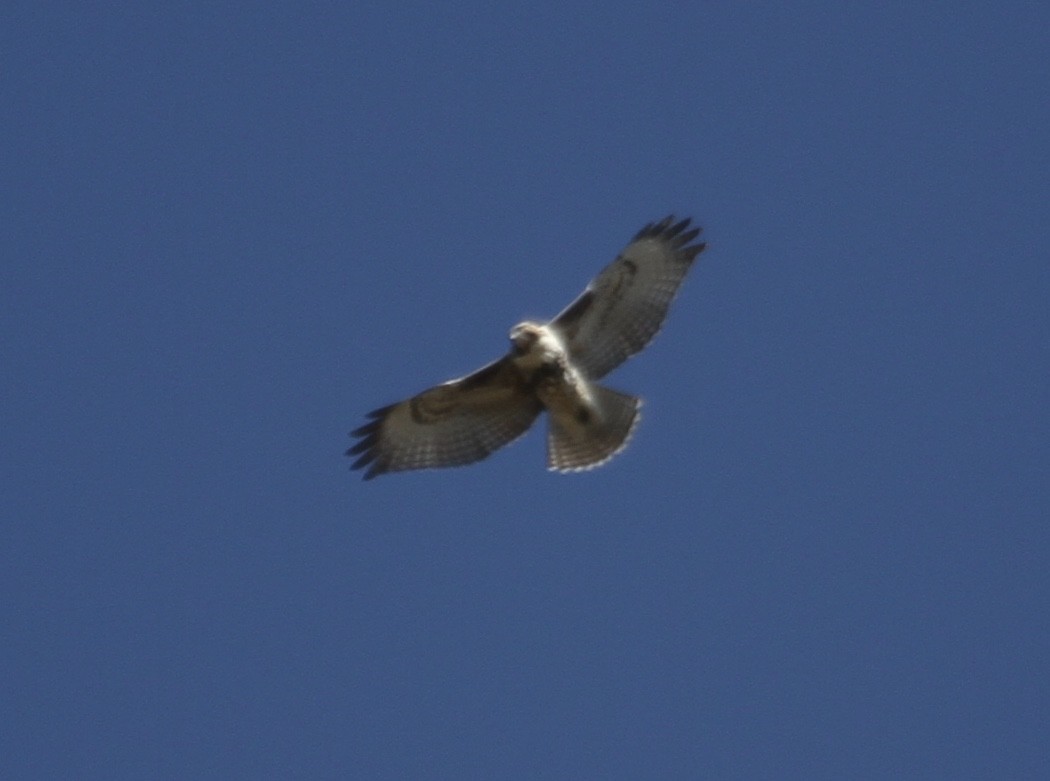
[552,216,705,379]
[347,356,542,479]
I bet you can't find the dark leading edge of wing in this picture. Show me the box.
[554,216,706,334]
[346,357,545,480]
[551,215,707,380]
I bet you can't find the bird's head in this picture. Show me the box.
[509,321,542,356]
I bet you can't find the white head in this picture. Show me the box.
[509,321,543,355]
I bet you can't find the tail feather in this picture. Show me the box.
[547,384,641,472]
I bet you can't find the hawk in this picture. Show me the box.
[348,216,706,479]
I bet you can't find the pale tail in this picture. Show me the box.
[547,385,641,472]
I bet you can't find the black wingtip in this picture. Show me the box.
[683,241,707,262]
[348,444,388,480]
[347,409,389,479]
[634,215,706,260]
[349,418,380,439]
[668,217,691,237]
[634,215,677,240]
[348,445,378,468]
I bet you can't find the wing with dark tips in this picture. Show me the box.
[347,356,542,479]
[552,216,705,379]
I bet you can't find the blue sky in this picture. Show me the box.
[3,2,1048,778]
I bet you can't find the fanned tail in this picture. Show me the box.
[547,384,641,472]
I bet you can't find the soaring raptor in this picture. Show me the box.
[348,216,706,479]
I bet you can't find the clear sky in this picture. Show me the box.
[3,3,1048,778]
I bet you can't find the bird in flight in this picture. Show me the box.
[348,215,706,479]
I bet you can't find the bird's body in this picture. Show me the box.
[348,216,706,479]
[508,320,640,471]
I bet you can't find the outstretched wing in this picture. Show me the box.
[552,216,706,379]
[347,356,542,480]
